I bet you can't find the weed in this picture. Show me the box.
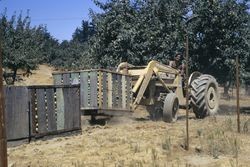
[162,136,171,154]
[207,132,219,158]
[115,160,125,167]
[205,128,241,158]
[196,129,204,153]
[151,148,159,167]
[243,119,250,133]
[233,138,239,167]
[224,117,233,131]
[130,143,140,153]
[72,160,85,167]
[129,160,143,167]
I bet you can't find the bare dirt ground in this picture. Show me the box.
[14,64,54,86]
[7,65,250,167]
[8,108,250,167]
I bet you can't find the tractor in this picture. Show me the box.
[117,60,219,122]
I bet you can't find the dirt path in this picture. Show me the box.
[14,64,54,86]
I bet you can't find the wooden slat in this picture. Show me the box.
[29,89,37,135]
[107,73,113,108]
[90,71,98,107]
[63,88,74,129]
[122,76,126,109]
[4,87,29,140]
[46,88,57,132]
[98,71,103,108]
[126,76,132,110]
[71,73,80,84]
[36,89,47,134]
[117,74,122,108]
[56,88,64,130]
[63,73,70,85]
[71,87,81,128]
[80,72,89,108]
[102,72,108,109]
[112,74,117,108]
[53,74,62,85]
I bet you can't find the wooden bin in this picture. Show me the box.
[52,69,132,115]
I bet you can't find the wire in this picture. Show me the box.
[31,17,87,22]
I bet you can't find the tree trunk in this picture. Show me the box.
[245,83,250,96]
[11,68,17,85]
[223,81,231,98]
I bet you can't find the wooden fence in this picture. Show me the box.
[53,69,132,115]
[4,85,81,141]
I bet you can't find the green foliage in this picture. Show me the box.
[51,40,93,70]
[1,0,249,87]
[72,20,95,43]
[89,0,189,67]
[189,0,250,84]
[50,20,95,70]
[88,0,249,86]
[0,11,57,84]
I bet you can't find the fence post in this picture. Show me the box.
[0,34,8,167]
[185,33,189,150]
[236,55,240,133]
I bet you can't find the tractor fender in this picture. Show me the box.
[188,71,202,86]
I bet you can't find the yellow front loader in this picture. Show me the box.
[117,60,219,122]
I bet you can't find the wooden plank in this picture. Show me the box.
[72,87,81,128]
[5,87,29,140]
[46,88,57,132]
[28,85,79,89]
[56,88,64,130]
[71,73,80,85]
[15,87,29,139]
[29,89,37,135]
[122,76,126,109]
[63,87,74,129]
[36,89,47,134]
[53,74,62,85]
[126,76,132,110]
[80,72,89,108]
[102,72,108,109]
[112,74,117,108]
[107,73,113,108]
[90,71,98,107]
[117,74,122,108]
[63,73,70,85]
[53,69,131,76]
[98,71,103,108]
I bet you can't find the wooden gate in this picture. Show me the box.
[4,85,81,141]
[4,87,29,140]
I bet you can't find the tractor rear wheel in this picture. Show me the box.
[190,75,219,118]
[163,93,179,123]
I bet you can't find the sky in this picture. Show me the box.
[0,0,105,41]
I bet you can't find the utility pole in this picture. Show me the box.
[236,55,240,133]
[185,33,189,150]
[0,34,8,167]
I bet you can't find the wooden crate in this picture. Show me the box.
[52,69,132,115]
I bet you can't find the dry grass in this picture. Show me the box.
[7,110,250,167]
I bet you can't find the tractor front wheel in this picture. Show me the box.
[163,93,179,123]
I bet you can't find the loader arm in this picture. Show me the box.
[129,60,181,109]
